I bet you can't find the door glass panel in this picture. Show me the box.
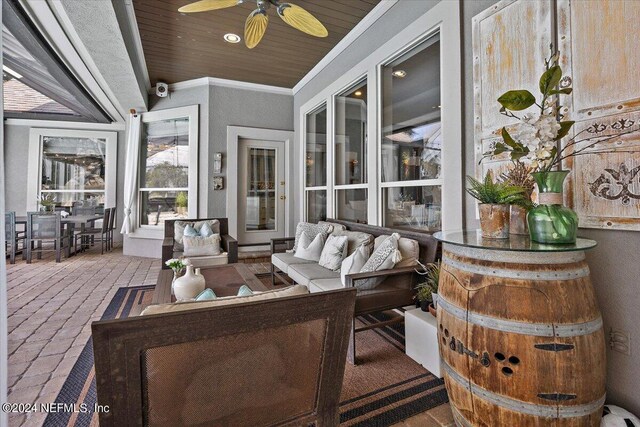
[306,190,327,223]
[245,148,276,231]
[336,189,367,223]
[381,34,441,182]
[305,104,327,187]
[383,185,442,231]
[335,80,367,185]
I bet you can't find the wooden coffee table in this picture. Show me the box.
[152,263,269,304]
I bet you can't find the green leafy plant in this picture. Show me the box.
[165,258,187,273]
[482,46,639,172]
[38,193,55,208]
[466,171,527,205]
[499,161,536,210]
[175,191,188,208]
[414,261,440,304]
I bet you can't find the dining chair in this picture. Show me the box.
[26,212,71,263]
[5,211,26,264]
[74,208,110,254]
[72,205,96,216]
[107,207,116,251]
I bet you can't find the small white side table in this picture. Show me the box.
[405,307,442,378]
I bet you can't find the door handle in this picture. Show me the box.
[280,195,286,200]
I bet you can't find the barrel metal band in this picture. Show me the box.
[443,243,585,264]
[451,406,473,427]
[442,361,606,419]
[438,294,603,337]
[442,254,590,281]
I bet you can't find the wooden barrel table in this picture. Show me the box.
[433,231,605,427]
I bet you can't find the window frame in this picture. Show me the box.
[137,105,199,231]
[302,101,329,222]
[27,128,117,212]
[298,2,462,231]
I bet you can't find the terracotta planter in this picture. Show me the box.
[478,204,510,239]
[428,303,437,317]
[509,205,529,235]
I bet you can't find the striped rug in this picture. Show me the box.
[44,286,447,426]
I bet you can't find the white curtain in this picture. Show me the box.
[121,114,141,234]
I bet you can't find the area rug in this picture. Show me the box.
[45,285,448,427]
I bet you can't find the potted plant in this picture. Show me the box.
[466,171,526,239]
[164,258,188,295]
[414,261,440,316]
[38,194,56,213]
[175,191,188,215]
[500,162,535,235]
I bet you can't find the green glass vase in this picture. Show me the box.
[527,171,578,244]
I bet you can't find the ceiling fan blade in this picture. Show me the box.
[178,0,240,13]
[244,9,269,49]
[277,3,328,38]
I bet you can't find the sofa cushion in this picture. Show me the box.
[333,230,374,256]
[309,278,343,293]
[294,232,326,262]
[183,234,221,257]
[292,222,332,252]
[141,285,309,316]
[374,234,420,268]
[174,219,220,251]
[271,252,314,274]
[287,264,340,287]
[340,244,370,287]
[182,252,228,268]
[318,235,348,271]
[358,234,402,290]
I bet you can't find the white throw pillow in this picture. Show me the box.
[292,222,332,252]
[183,234,221,257]
[358,233,402,290]
[340,244,370,287]
[294,232,326,262]
[318,235,349,271]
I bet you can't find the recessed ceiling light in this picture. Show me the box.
[354,90,362,96]
[224,33,241,43]
[392,70,407,78]
[3,65,22,79]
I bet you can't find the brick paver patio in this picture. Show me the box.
[5,247,453,427]
[6,246,158,427]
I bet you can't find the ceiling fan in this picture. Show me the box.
[178,0,329,49]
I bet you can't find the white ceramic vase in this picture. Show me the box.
[173,265,205,301]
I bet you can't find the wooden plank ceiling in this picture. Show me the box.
[133,0,381,88]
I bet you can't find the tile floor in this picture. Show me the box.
[5,247,453,427]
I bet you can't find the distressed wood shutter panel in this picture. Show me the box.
[473,0,554,181]
[558,0,640,230]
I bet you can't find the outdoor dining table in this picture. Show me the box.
[15,214,102,256]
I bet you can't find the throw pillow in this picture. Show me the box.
[199,222,214,237]
[374,235,420,268]
[184,224,199,237]
[332,230,374,255]
[195,288,216,301]
[173,220,191,251]
[194,219,220,234]
[294,232,327,262]
[358,233,403,290]
[237,285,253,297]
[292,222,332,252]
[318,235,349,271]
[183,234,221,257]
[340,244,370,287]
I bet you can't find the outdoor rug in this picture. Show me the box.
[45,285,448,427]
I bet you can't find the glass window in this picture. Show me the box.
[306,190,327,223]
[335,80,367,185]
[40,136,106,208]
[381,34,441,183]
[383,186,442,231]
[139,117,190,226]
[336,189,367,223]
[305,104,327,187]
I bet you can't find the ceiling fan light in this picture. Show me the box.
[178,0,240,13]
[277,3,328,38]
[244,10,269,49]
